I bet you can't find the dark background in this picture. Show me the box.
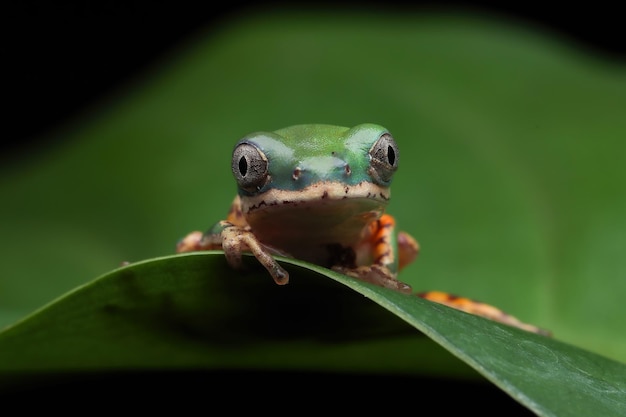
[4,2,625,159]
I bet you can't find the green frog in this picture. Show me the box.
[177,123,548,335]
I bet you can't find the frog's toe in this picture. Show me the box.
[222,244,245,270]
[248,245,290,285]
[268,264,289,285]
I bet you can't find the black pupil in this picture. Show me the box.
[387,145,395,165]
[239,156,248,176]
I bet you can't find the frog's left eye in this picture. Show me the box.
[232,142,269,193]
[368,133,399,185]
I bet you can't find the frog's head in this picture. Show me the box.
[230,123,400,242]
[232,123,399,194]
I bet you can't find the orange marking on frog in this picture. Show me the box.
[370,214,395,266]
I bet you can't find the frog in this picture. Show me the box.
[177,123,549,335]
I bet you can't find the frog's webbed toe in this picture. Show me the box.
[333,265,412,294]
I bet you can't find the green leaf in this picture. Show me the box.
[1,254,624,416]
[0,253,466,374]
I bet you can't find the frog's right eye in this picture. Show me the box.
[232,142,269,193]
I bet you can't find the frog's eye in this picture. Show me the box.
[232,142,269,193]
[368,133,399,185]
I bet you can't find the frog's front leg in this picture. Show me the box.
[177,221,289,285]
[333,214,418,294]
[176,196,289,285]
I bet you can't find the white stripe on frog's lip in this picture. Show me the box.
[241,180,390,214]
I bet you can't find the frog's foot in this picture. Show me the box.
[176,231,209,252]
[333,265,413,294]
[219,225,290,286]
[397,231,420,270]
[176,227,289,285]
[418,291,551,336]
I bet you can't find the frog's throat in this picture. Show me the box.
[241,180,390,214]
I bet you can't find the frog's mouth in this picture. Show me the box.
[242,181,390,246]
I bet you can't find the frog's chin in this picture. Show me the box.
[241,181,390,247]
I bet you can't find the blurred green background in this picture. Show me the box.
[2,6,625,367]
